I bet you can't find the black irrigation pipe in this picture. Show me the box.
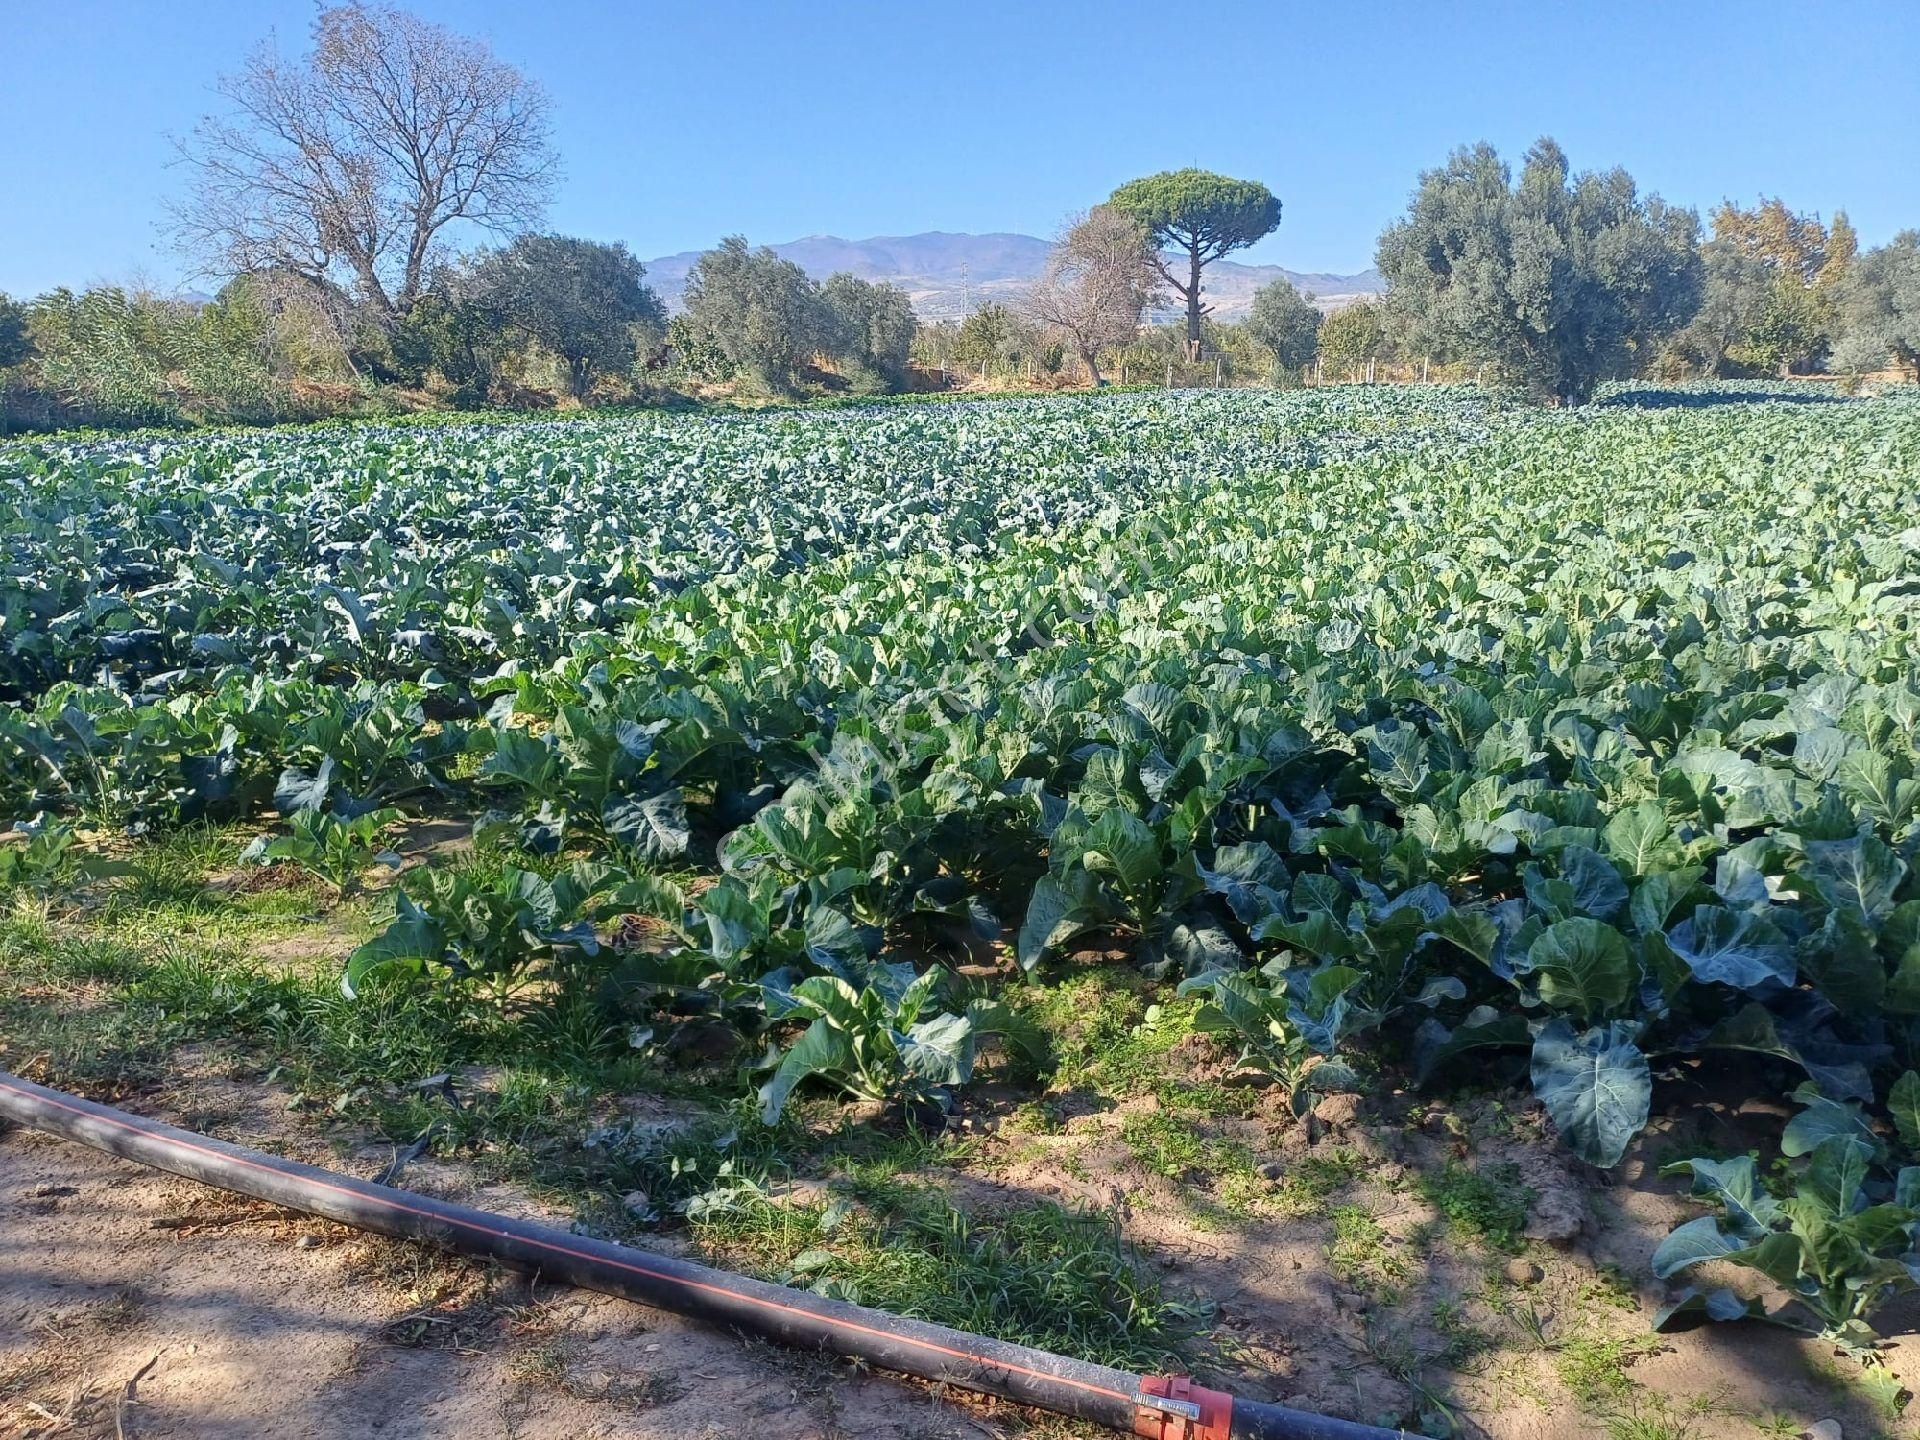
[0,1071,1401,1440]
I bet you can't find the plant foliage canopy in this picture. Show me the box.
[1376,138,1702,402]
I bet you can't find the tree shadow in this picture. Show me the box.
[1599,386,1852,409]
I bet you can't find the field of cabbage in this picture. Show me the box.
[8,382,1920,1392]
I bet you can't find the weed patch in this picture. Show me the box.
[1416,1160,1532,1252]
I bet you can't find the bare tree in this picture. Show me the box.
[1021,207,1164,385]
[172,4,556,320]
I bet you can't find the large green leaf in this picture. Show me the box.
[758,1016,856,1123]
[1557,845,1629,920]
[1081,808,1163,897]
[1882,902,1920,1014]
[1414,1009,1534,1080]
[1891,1071,1920,1155]
[1664,905,1794,990]
[1015,869,1110,973]
[1629,867,1707,938]
[1780,1088,1879,1159]
[1197,841,1288,926]
[1673,1155,1783,1237]
[603,788,691,861]
[1651,1216,1746,1278]
[1529,918,1635,1019]
[901,1011,976,1087]
[1804,1134,1875,1218]
[342,895,443,998]
[1604,801,1684,875]
[1805,835,1907,924]
[1651,1286,1770,1331]
[274,758,336,815]
[1530,1018,1650,1167]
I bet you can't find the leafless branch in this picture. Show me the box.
[170,3,556,318]
[1020,208,1167,385]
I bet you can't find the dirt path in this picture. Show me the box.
[0,1125,1018,1440]
[7,1075,1918,1440]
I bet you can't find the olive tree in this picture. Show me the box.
[0,294,32,369]
[682,236,832,395]
[952,303,1015,378]
[467,235,663,398]
[1109,170,1280,360]
[1317,301,1385,380]
[820,274,918,390]
[1684,200,1855,376]
[1376,139,1701,404]
[1244,279,1321,380]
[1831,232,1920,382]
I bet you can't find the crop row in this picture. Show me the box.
[7,385,1920,1346]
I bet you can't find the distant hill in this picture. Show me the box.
[644,232,1380,321]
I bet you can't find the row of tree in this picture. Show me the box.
[4,3,1918,429]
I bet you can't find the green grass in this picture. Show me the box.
[1327,1203,1410,1293]
[1117,1109,1266,1221]
[1416,1160,1533,1252]
[1019,973,1248,1113]
[1556,1335,1662,1410]
[1018,969,1159,1083]
[688,1180,1205,1372]
[1011,971,1272,1225]
[1428,1295,1499,1372]
[1268,1147,1366,1216]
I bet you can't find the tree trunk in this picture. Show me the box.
[353,262,398,324]
[1185,243,1204,361]
[1079,347,1103,387]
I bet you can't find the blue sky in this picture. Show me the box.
[5,0,1917,296]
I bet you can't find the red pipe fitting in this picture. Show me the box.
[1134,1375,1233,1440]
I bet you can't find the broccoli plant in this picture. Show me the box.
[243,806,402,896]
[755,969,1036,1124]
[344,861,616,998]
[1653,1082,1920,1355]
[1177,965,1366,1118]
[0,816,115,897]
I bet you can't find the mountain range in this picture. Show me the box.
[643,232,1381,322]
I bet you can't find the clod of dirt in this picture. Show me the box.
[1504,1146,1589,1243]
[1312,1093,1363,1129]
[1804,1421,1842,1440]
[621,1189,651,1217]
[1502,1258,1544,1286]
[1363,1124,1409,1160]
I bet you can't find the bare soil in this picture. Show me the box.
[7,1052,1919,1440]
[0,1124,1014,1440]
